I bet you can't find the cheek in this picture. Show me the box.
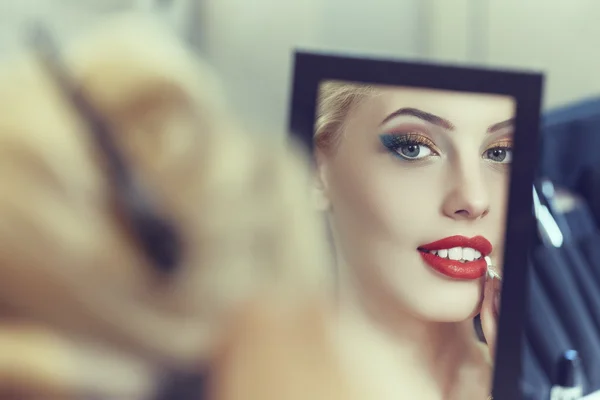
[328,162,438,236]
[488,172,511,222]
[485,173,511,270]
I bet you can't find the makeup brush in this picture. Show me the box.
[485,256,501,280]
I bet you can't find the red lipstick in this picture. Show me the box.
[417,235,492,280]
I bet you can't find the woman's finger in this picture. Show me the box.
[480,275,502,361]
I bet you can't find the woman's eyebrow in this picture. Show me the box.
[381,108,515,134]
[487,118,515,133]
[380,107,455,130]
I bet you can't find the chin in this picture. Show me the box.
[414,306,481,323]
[400,285,483,323]
[418,298,482,323]
[381,268,482,320]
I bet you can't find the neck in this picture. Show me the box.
[334,259,483,393]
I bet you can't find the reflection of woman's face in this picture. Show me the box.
[319,86,515,322]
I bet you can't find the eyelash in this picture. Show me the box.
[379,133,514,164]
[379,133,440,161]
[483,140,513,164]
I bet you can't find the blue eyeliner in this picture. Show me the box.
[379,133,436,161]
[379,134,407,160]
[379,133,401,149]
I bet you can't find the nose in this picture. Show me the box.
[442,165,490,221]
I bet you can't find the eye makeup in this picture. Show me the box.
[484,138,513,152]
[379,132,440,161]
[483,139,514,164]
[379,131,514,165]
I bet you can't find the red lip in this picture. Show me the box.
[419,235,492,255]
[417,235,492,280]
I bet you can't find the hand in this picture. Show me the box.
[480,272,502,361]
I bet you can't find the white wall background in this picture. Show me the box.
[0,0,194,56]
[426,0,600,109]
[0,0,597,129]
[0,0,136,55]
[484,0,600,109]
[197,0,600,131]
[199,0,425,133]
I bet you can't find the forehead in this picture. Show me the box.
[354,85,516,125]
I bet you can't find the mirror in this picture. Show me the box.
[289,51,543,400]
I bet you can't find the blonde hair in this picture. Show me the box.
[314,80,375,151]
[0,12,331,397]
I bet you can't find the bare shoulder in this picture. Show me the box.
[211,295,357,400]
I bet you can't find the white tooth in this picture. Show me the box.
[463,247,475,261]
[448,247,462,261]
[431,250,438,255]
[474,250,482,259]
[438,249,448,258]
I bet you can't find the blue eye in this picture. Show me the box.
[379,133,439,161]
[397,143,433,160]
[484,146,513,163]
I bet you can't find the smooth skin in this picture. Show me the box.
[313,85,513,399]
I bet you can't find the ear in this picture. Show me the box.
[312,146,331,211]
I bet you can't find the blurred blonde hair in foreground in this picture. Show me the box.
[0,12,333,399]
